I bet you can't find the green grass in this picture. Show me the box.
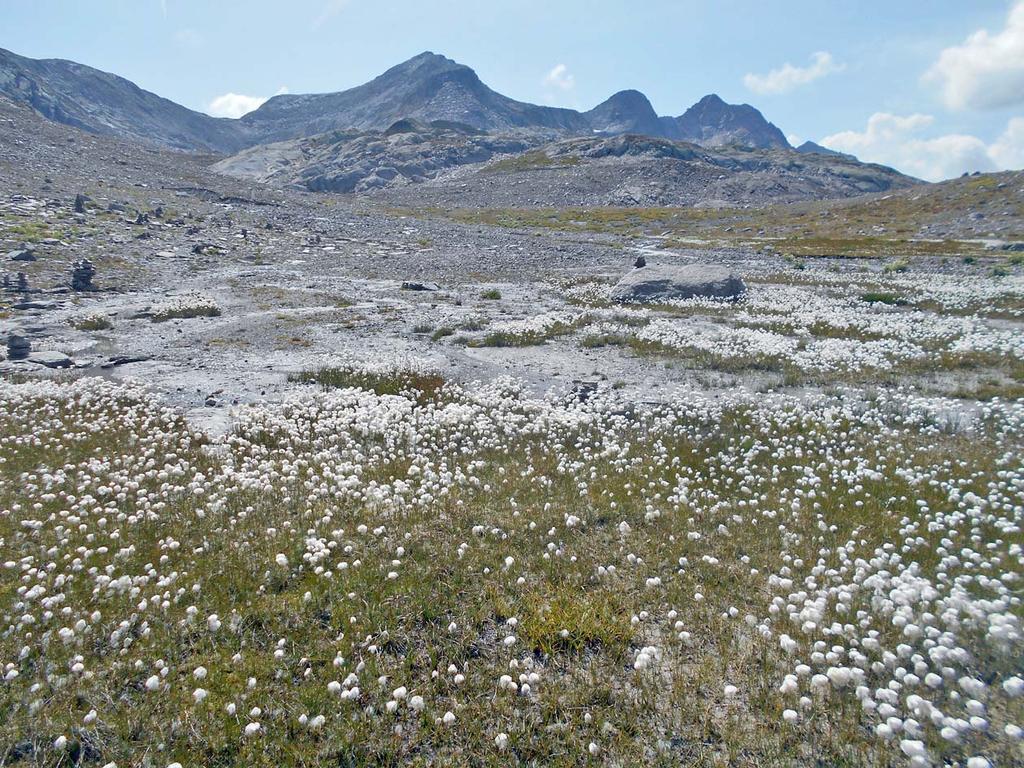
[288,366,447,402]
[483,151,581,174]
[480,289,502,300]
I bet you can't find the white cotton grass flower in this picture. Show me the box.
[495,732,509,750]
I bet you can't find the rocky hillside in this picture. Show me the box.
[215,119,541,193]
[0,47,247,152]
[2,46,794,154]
[215,125,916,206]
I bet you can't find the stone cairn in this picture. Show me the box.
[71,259,96,291]
[6,333,30,361]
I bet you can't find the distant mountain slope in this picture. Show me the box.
[796,140,855,160]
[0,47,247,152]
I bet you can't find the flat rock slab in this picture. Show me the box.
[610,263,745,303]
[28,350,74,368]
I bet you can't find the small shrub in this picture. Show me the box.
[72,314,113,331]
[151,296,221,322]
[412,323,434,334]
[860,292,907,306]
[480,288,502,300]
[289,366,446,403]
[430,326,455,341]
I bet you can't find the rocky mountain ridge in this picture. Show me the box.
[2,47,792,153]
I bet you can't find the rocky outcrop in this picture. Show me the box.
[610,264,746,303]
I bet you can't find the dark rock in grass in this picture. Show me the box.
[8,248,35,262]
[100,355,150,369]
[71,259,96,291]
[6,333,30,360]
[1002,242,1024,252]
[74,193,87,213]
[610,263,745,303]
[401,281,441,292]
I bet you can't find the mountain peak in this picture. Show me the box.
[387,51,469,77]
[585,89,661,136]
[676,94,789,149]
[695,93,727,107]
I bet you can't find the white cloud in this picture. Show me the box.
[820,112,1024,181]
[743,51,843,95]
[925,1,1024,110]
[207,87,289,119]
[543,64,575,92]
[313,0,351,29]
[990,116,1024,168]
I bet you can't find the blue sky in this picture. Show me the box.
[2,1,1023,180]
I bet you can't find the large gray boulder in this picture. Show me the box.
[610,264,745,303]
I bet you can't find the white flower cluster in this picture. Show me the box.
[0,371,1020,764]
[150,293,221,321]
